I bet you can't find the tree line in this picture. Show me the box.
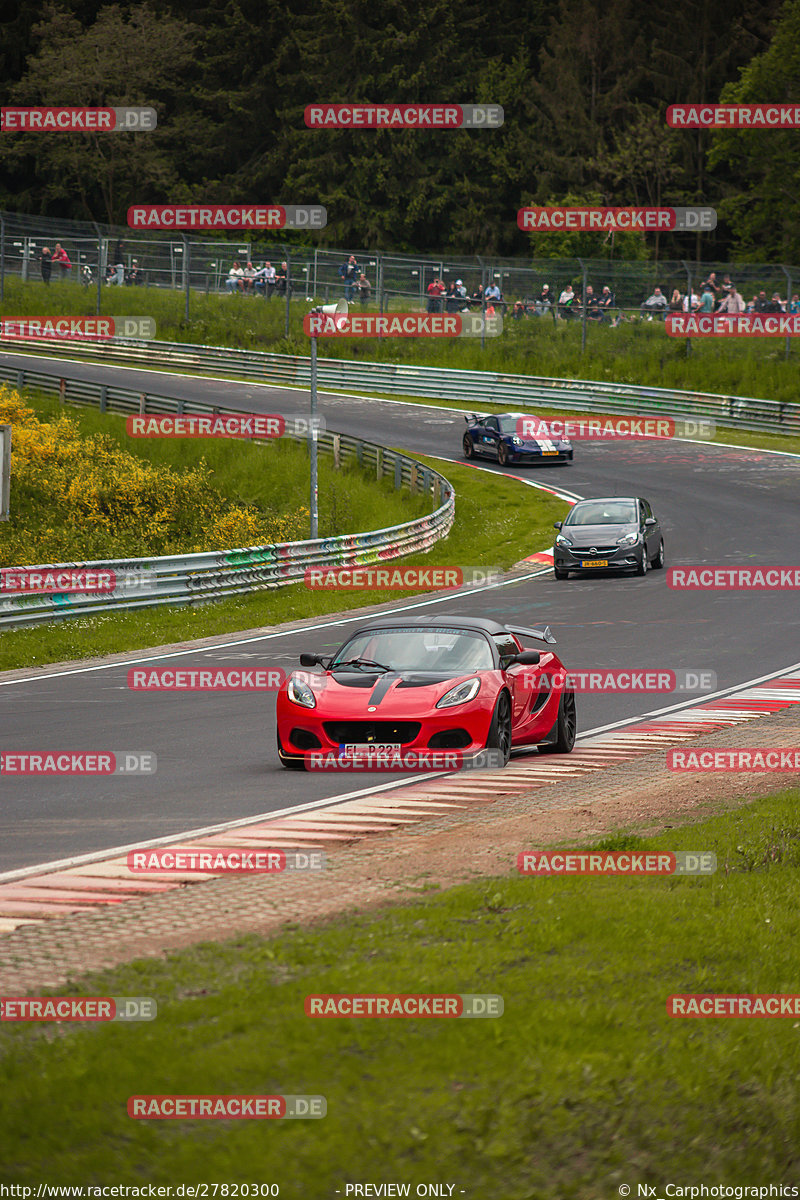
[0,0,797,262]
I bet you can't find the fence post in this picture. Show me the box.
[93,223,102,317]
[781,265,792,361]
[182,234,190,322]
[478,256,486,351]
[682,260,693,358]
[578,257,588,353]
[0,212,5,301]
[284,246,291,338]
[333,433,341,470]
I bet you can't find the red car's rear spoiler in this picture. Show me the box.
[507,623,557,645]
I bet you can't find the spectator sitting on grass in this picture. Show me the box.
[511,300,526,320]
[585,285,601,321]
[558,283,575,318]
[241,262,256,293]
[640,287,667,316]
[226,261,244,293]
[469,283,484,309]
[599,285,615,315]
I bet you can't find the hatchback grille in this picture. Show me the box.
[571,544,618,557]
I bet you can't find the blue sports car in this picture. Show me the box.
[463,412,573,466]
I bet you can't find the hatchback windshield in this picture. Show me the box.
[565,501,637,526]
[332,627,494,672]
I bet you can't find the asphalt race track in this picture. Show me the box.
[2,350,800,872]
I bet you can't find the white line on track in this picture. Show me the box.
[2,659,799,886]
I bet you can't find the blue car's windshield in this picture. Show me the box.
[332,627,494,672]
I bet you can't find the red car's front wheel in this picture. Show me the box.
[484,691,512,767]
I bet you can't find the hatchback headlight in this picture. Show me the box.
[288,676,316,708]
[436,678,481,708]
[616,532,639,547]
[555,534,573,548]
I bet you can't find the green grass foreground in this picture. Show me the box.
[1,789,799,1191]
[0,400,566,670]
[5,276,800,407]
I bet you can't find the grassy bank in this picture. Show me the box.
[4,276,800,406]
[2,787,799,1191]
[0,435,566,671]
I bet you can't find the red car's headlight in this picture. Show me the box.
[287,676,316,708]
[436,678,481,708]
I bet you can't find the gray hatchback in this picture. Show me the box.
[553,496,664,579]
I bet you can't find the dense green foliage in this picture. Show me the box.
[0,0,794,258]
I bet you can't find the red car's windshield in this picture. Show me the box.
[332,627,494,673]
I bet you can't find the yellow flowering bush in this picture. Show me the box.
[0,386,308,565]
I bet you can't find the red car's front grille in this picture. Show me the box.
[322,721,422,745]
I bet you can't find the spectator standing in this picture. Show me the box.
[766,291,785,313]
[226,261,244,293]
[745,295,757,313]
[699,284,715,313]
[52,243,72,279]
[717,285,745,316]
[275,261,288,295]
[682,289,700,312]
[445,281,459,313]
[426,277,446,313]
[40,246,52,285]
[701,271,719,297]
[754,290,769,312]
[356,273,371,307]
[790,294,800,313]
[263,261,277,299]
[339,255,359,301]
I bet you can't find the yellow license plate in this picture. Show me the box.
[541,451,559,456]
[584,559,608,567]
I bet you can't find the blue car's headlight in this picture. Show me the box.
[436,678,481,708]
[511,436,523,446]
[288,676,316,708]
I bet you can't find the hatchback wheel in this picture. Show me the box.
[652,539,665,569]
[636,547,648,576]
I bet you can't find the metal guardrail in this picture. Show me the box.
[3,335,799,436]
[0,362,455,627]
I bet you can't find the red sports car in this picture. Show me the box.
[276,615,577,769]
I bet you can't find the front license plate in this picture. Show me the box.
[583,560,608,567]
[541,451,559,456]
[342,743,401,755]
